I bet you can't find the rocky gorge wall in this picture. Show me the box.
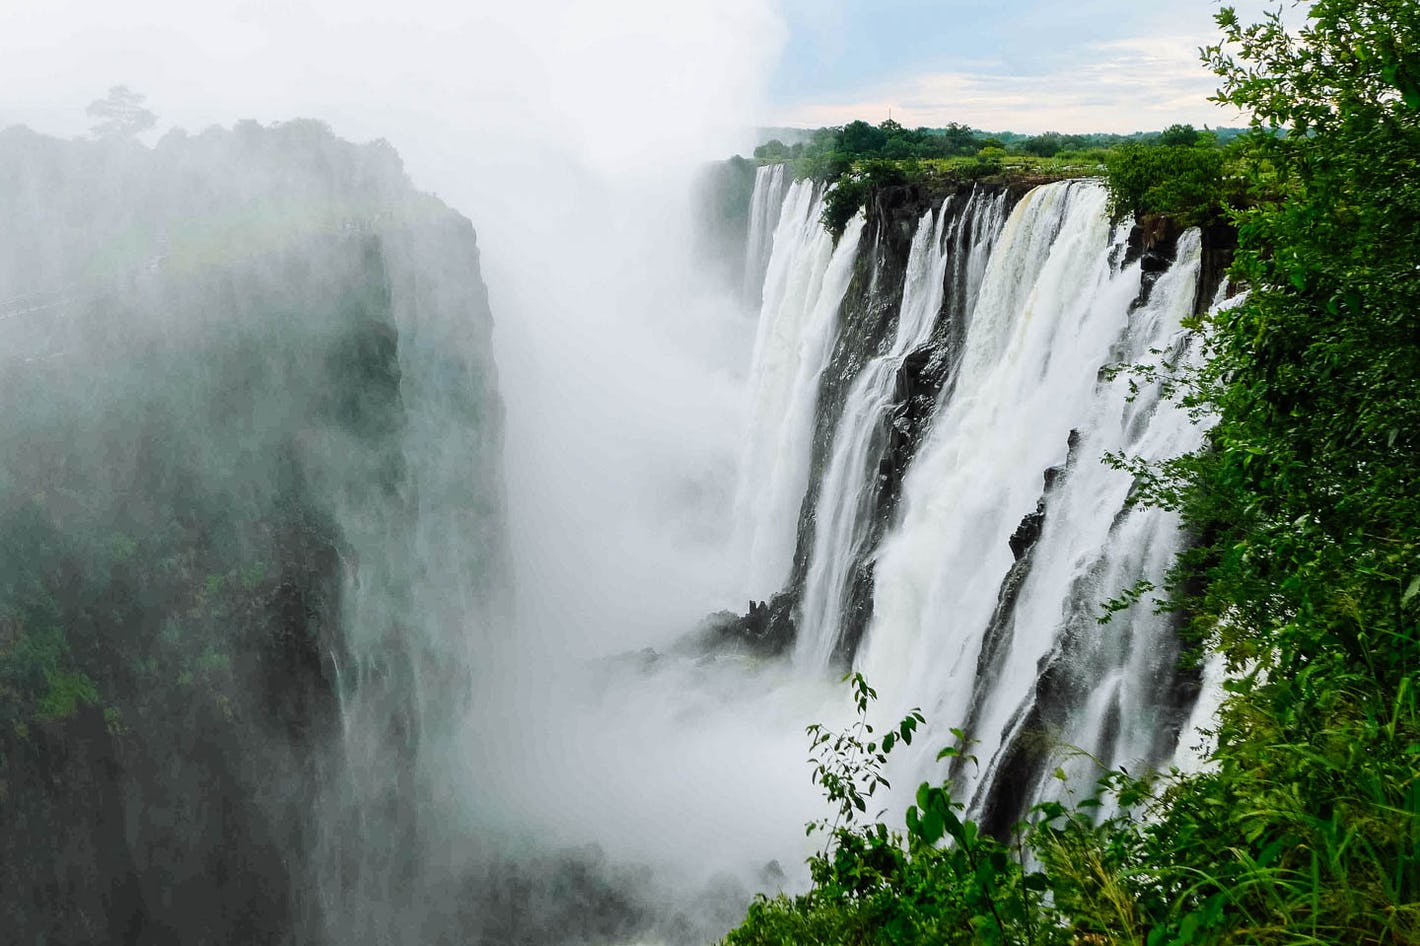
[711,172,1234,666]
[0,122,505,944]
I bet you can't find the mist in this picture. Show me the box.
[3,1,867,941]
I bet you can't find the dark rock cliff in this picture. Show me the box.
[708,180,1030,662]
[708,178,1234,675]
[0,122,503,944]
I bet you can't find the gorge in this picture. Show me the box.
[3,123,1228,944]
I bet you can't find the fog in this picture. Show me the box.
[3,2,869,941]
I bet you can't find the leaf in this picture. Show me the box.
[918,807,945,845]
[1403,576,1420,607]
[941,804,965,842]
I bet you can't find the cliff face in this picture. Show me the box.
[711,180,1030,659]
[0,122,504,943]
[694,156,760,301]
[710,176,1234,672]
[709,173,1228,839]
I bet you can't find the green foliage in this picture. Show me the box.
[1103,141,1232,226]
[725,679,1060,946]
[820,177,870,239]
[1125,0,1420,940]
[820,161,909,236]
[755,119,990,190]
[753,118,1254,239]
[0,626,98,725]
[35,667,100,721]
[1157,124,1204,148]
[1098,111,1270,228]
[804,673,918,841]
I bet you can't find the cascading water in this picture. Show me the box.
[728,172,1218,830]
[742,163,790,306]
[731,176,864,599]
[852,180,1205,822]
[795,188,1008,673]
[951,230,1207,826]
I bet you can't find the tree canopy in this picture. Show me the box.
[86,85,157,139]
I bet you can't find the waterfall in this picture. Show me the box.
[794,188,1008,672]
[742,163,790,305]
[846,180,1205,822]
[961,230,1207,824]
[731,175,864,599]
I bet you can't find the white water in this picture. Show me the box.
[731,176,864,599]
[967,228,1207,815]
[794,188,1009,673]
[844,181,1207,815]
[742,163,790,305]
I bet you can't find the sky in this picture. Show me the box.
[0,0,1283,150]
[768,0,1281,133]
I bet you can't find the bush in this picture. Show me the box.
[1103,142,1230,226]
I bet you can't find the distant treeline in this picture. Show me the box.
[748,118,1250,236]
[753,119,1246,180]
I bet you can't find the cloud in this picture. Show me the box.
[773,33,1250,134]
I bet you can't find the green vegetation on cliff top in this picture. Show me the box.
[752,116,1246,236]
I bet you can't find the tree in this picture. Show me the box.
[1020,131,1065,156]
[1195,0,1420,685]
[1137,2,1420,936]
[1156,123,1200,147]
[1102,141,1229,225]
[87,85,157,139]
[838,120,887,155]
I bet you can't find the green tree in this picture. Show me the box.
[1132,1,1420,938]
[1156,122,1200,147]
[86,85,157,139]
[1103,141,1230,225]
[839,119,888,155]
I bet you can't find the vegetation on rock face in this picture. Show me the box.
[1102,133,1237,227]
[725,1,1420,942]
